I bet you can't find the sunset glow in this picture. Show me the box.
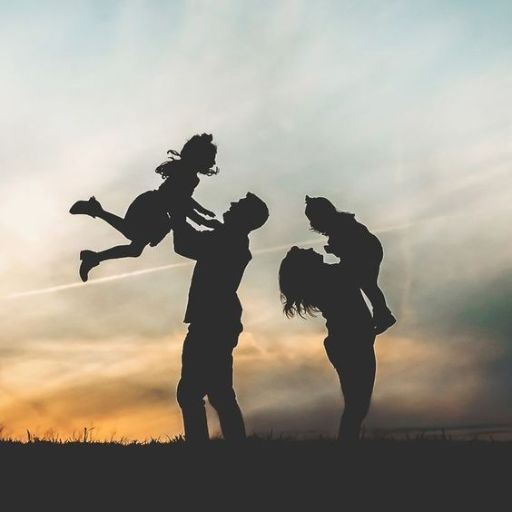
[1,0,511,440]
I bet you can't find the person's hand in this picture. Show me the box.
[202,218,223,229]
[201,208,215,217]
[193,205,215,217]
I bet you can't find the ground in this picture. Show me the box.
[1,437,509,508]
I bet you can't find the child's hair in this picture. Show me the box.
[305,196,355,235]
[155,133,219,179]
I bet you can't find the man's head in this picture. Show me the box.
[223,193,269,233]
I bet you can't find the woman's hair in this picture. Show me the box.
[279,247,321,318]
[155,133,219,179]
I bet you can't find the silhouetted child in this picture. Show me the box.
[305,196,396,334]
[70,133,219,282]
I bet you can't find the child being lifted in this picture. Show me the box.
[305,196,397,335]
[70,133,219,282]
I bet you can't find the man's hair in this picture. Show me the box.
[240,193,269,232]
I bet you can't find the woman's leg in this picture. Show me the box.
[337,346,376,442]
[326,338,376,442]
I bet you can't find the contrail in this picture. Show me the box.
[4,262,193,300]
[2,219,428,300]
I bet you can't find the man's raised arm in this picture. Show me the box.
[172,214,212,260]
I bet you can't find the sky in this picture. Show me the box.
[0,0,511,440]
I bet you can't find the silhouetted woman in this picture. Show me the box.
[279,247,376,442]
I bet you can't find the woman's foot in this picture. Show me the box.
[79,250,100,282]
[70,197,102,217]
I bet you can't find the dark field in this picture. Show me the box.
[1,436,509,508]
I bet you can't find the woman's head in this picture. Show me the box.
[155,133,219,179]
[279,246,324,318]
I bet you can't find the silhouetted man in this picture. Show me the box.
[173,193,269,442]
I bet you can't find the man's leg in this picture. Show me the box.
[176,327,209,443]
[207,330,246,441]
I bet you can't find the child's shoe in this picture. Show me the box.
[374,310,397,335]
[79,250,100,282]
[70,197,102,217]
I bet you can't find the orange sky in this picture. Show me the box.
[1,1,511,440]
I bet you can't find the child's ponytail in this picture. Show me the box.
[155,154,181,179]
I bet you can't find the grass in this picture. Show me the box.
[1,431,509,507]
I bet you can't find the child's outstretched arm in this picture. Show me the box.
[186,208,222,229]
[189,198,215,217]
[184,198,221,229]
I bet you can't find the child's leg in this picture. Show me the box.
[95,241,146,262]
[360,264,389,313]
[94,210,133,239]
[359,263,396,334]
[70,197,133,239]
[79,241,146,282]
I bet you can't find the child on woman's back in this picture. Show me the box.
[70,133,219,282]
[305,195,396,334]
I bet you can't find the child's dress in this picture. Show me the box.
[124,165,200,247]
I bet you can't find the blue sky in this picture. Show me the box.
[0,0,511,439]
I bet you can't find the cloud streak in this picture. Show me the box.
[3,217,451,300]
[1,0,511,439]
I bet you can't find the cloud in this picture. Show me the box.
[2,328,503,439]
[1,1,511,438]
